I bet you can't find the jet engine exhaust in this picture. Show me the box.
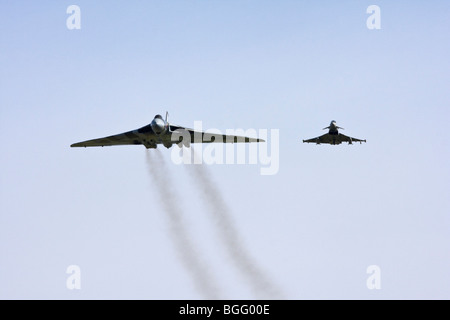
[145,149,220,299]
[185,149,283,299]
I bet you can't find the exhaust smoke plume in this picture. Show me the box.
[145,149,220,299]
[186,148,283,299]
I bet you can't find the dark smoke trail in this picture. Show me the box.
[186,149,283,299]
[145,149,220,299]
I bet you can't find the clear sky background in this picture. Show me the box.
[1,1,449,299]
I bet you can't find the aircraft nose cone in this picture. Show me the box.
[151,118,165,134]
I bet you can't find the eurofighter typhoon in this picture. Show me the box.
[303,121,366,145]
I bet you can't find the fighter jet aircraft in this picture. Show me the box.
[303,120,366,145]
[71,112,264,149]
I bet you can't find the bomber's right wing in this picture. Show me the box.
[71,129,150,148]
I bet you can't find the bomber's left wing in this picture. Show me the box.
[169,124,264,144]
[338,133,366,144]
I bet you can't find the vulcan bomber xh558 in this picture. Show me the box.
[71,112,264,149]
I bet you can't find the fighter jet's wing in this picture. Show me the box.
[303,133,366,145]
[303,133,333,144]
[71,129,145,147]
[338,133,366,144]
[169,125,264,144]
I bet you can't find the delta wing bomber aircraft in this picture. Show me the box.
[303,120,366,145]
[71,112,264,149]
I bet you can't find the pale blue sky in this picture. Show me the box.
[1,1,449,299]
